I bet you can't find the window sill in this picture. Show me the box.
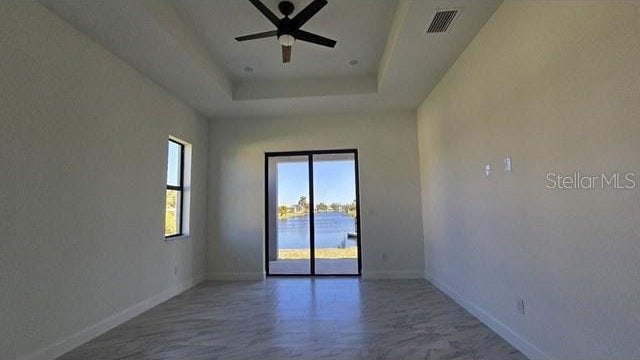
[165,234,190,241]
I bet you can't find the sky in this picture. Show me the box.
[167,141,181,186]
[277,160,356,205]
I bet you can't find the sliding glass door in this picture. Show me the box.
[265,150,361,276]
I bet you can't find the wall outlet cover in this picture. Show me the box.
[517,298,526,315]
[504,157,512,172]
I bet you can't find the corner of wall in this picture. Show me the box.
[18,275,206,360]
[425,273,555,360]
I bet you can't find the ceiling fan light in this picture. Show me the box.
[278,34,295,47]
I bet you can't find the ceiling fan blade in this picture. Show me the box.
[292,0,327,28]
[282,45,291,63]
[249,0,280,26]
[295,30,336,48]
[235,30,278,41]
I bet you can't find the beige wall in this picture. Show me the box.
[0,3,208,360]
[207,112,425,279]
[417,1,640,359]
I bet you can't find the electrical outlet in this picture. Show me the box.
[485,164,492,177]
[517,298,526,315]
[382,253,388,262]
[504,157,512,172]
[174,266,178,275]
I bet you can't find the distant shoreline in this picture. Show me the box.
[278,209,356,220]
[279,247,357,260]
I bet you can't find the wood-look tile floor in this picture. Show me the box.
[57,279,527,360]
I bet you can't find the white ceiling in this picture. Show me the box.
[40,0,503,120]
[175,0,397,81]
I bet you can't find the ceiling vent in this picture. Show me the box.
[426,9,458,34]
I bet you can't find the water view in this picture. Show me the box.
[277,211,357,249]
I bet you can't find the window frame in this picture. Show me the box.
[165,139,185,238]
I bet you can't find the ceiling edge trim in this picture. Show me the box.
[143,0,232,94]
[377,0,411,89]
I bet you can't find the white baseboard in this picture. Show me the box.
[18,274,206,360]
[206,271,265,281]
[361,270,426,279]
[207,271,424,280]
[425,272,554,360]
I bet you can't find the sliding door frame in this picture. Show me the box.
[264,149,362,276]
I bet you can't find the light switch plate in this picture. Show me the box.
[504,157,512,172]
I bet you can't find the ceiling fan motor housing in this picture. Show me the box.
[277,16,295,43]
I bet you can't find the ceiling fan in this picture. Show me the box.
[235,0,337,63]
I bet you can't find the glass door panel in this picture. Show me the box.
[312,153,359,275]
[267,155,311,275]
